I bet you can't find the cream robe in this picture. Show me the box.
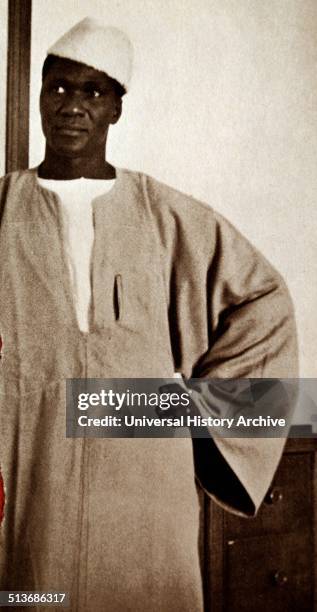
[0,168,298,611]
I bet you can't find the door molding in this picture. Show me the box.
[6,0,32,172]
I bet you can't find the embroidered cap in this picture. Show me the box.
[47,17,133,92]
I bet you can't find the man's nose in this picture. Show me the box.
[59,92,86,116]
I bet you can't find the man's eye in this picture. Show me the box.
[88,89,102,98]
[52,85,66,94]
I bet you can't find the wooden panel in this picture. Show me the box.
[197,484,205,578]
[225,531,313,612]
[204,496,225,612]
[285,437,317,453]
[225,453,312,538]
[6,0,32,172]
[202,440,316,611]
[313,448,317,611]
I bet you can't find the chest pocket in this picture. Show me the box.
[113,274,123,321]
[112,269,163,331]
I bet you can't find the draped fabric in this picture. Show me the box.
[0,168,297,611]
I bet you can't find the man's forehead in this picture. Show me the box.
[43,56,111,84]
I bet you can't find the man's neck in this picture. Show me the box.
[38,153,116,180]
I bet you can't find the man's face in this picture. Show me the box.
[40,57,122,158]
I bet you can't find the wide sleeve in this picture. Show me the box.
[190,212,298,516]
[166,201,298,516]
[191,210,298,379]
[144,174,298,516]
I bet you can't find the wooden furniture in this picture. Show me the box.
[199,438,317,612]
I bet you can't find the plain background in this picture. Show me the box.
[0,0,7,175]
[1,0,316,382]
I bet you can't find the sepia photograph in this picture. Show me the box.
[0,1,316,610]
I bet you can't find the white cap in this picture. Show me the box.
[47,17,133,92]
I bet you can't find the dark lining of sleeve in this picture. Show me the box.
[192,438,256,517]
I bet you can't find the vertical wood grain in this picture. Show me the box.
[6,0,32,172]
[204,497,224,612]
[313,446,317,612]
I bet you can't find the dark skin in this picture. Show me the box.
[38,57,123,180]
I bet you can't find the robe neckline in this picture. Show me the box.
[26,165,126,204]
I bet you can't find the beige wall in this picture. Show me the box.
[29,0,317,377]
[0,0,7,175]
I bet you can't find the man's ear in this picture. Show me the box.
[111,98,122,124]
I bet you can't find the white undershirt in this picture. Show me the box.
[37,176,115,332]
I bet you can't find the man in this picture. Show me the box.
[0,17,297,612]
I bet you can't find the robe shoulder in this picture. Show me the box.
[123,168,219,221]
[0,169,35,199]
[0,168,30,186]
[124,170,290,293]
[121,169,259,268]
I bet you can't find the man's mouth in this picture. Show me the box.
[56,126,88,136]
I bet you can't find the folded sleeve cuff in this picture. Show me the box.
[193,435,286,517]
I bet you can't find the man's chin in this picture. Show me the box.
[50,143,90,158]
